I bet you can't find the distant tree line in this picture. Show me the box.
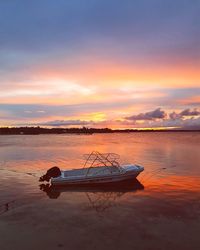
[0,126,113,135]
[0,126,199,135]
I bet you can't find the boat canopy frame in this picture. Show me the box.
[83,151,124,176]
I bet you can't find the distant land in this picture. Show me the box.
[0,127,199,135]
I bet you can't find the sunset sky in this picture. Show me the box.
[0,0,200,129]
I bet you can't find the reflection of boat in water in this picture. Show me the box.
[39,151,144,186]
[40,178,144,199]
[40,179,144,213]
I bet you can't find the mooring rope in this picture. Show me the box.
[0,167,42,178]
[139,165,176,183]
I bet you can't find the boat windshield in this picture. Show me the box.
[83,151,121,170]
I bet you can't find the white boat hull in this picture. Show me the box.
[51,165,144,186]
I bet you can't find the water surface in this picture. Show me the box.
[0,132,200,250]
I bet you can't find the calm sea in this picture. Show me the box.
[0,132,200,250]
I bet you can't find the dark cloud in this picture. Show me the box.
[124,108,200,129]
[170,108,200,120]
[180,108,200,116]
[35,119,92,127]
[126,108,166,121]
[169,112,180,120]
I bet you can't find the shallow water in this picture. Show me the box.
[0,132,200,250]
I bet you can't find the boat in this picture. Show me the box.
[39,151,144,186]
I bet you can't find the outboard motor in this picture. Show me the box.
[39,166,61,182]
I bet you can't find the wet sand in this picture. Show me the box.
[0,186,200,250]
